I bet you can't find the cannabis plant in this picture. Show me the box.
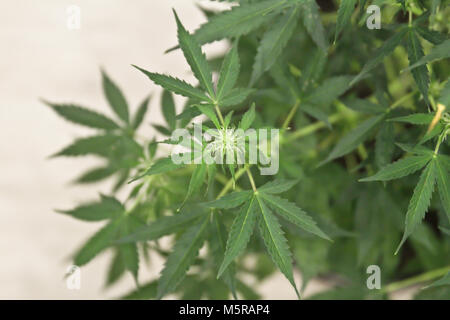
[45,0,450,299]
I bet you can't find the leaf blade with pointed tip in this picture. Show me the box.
[218,196,258,278]
[57,195,124,221]
[258,179,299,194]
[250,5,300,85]
[300,0,327,50]
[133,66,210,102]
[132,95,150,129]
[256,195,299,297]
[396,160,437,253]
[174,11,215,98]
[219,88,255,107]
[259,193,330,241]
[204,191,253,209]
[239,104,256,131]
[404,39,450,71]
[157,216,209,299]
[162,90,176,130]
[388,113,434,125]
[335,0,357,42]
[407,30,430,105]
[217,45,240,100]
[435,156,450,222]
[44,102,120,130]
[360,155,432,182]
[102,71,129,123]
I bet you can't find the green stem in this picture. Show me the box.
[389,90,417,110]
[246,167,257,192]
[215,104,225,127]
[382,265,450,294]
[282,99,301,129]
[285,112,344,143]
[216,166,247,199]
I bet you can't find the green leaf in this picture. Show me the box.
[258,179,299,194]
[195,104,221,129]
[218,196,258,278]
[300,0,327,50]
[157,216,209,299]
[162,90,176,130]
[435,156,450,222]
[404,39,450,71]
[250,5,300,85]
[425,272,450,289]
[204,191,253,209]
[360,155,432,182]
[130,156,185,182]
[105,250,126,287]
[174,10,215,98]
[375,122,395,169]
[415,26,448,45]
[239,103,256,131]
[334,0,357,42]
[74,220,120,266]
[219,88,255,107]
[101,70,129,123]
[51,134,121,157]
[192,0,288,45]
[132,95,150,129]
[256,195,299,297]
[182,163,207,205]
[44,101,119,130]
[217,44,240,100]
[119,220,140,281]
[350,28,408,86]
[75,166,115,184]
[406,30,430,105]
[133,65,210,101]
[396,160,437,254]
[259,193,330,240]
[121,281,158,299]
[306,76,353,107]
[343,97,386,114]
[438,77,450,106]
[57,195,124,221]
[118,209,208,243]
[320,114,385,165]
[388,113,434,125]
[210,214,237,298]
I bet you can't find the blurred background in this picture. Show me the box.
[0,0,329,299]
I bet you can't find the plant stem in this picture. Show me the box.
[285,112,344,142]
[282,99,301,129]
[382,265,450,294]
[246,167,257,192]
[389,90,417,110]
[216,166,247,199]
[215,104,225,127]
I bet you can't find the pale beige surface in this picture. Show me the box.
[0,0,309,300]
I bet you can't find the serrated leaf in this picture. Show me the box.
[219,88,255,107]
[195,104,221,129]
[407,30,430,105]
[105,249,126,287]
[218,197,257,278]
[174,10,215,98]
[130,156,185,182]
[133,65,210,101]
[258,179,298,194]
[250,5,300,85]
[192,0,288,45]
[438,77,450,106]
[375,122,395,169]
[300,0,327,50]
[101,70,129,123]
[57,195,124,221]
[320,114,385,165]
[259,193,330,240]
[306,76,353,107]
[416,26,448,45]
[74,220,120,266]
[44,101,119,130]
[360,155,432,182]
[161,90,176,130]
[239,103,256,131]
[404,39,450,71]
[121,281,157,299]
[350,28,408,86]
[217,44,240,100]
[118,209,207,243]
[132,95,150,129]
[204,191,253,209]
[435,156,450,222]
[182,162,207,205]
[210,214,237,298]
[75,166,115,184]
[51,134,121,157]
[343,97,386,114]
[255,195,299,297]
[119,220,140,281]
[388,113,434,125]
[396,160,437,253]
[335,0,357,42]
[157,216,209,299]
